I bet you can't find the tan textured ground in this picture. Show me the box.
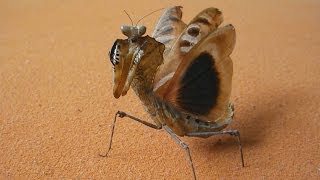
[1,0,319,179]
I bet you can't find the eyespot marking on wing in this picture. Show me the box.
[187,26,200,37]
[176,8,223,55]
[193,16,211,25]
[177,52,220,115]
[179,32,198,53]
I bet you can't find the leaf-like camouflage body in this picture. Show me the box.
[110,6,235,135]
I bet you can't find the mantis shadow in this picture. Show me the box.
[187,88,303,154]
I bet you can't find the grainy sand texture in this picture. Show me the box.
[1,0,319,179]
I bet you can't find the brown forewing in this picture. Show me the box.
[155,24,236,123]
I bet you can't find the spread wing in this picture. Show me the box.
[155,24,236,123]
[153,7,223,90]
[152,6,186,57]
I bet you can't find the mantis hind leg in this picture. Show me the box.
[186,129,244,167]
[163,125,197,180]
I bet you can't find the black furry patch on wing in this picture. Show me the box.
[177,52,219,115]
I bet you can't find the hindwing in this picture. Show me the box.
[154,7,223,89]
[152,6,186,57]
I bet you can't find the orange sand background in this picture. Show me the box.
[0,0,319,179]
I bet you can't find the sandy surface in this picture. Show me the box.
[1,0,320,179]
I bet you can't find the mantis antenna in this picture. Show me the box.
[124,10,134,26]
[135,7,165,26]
